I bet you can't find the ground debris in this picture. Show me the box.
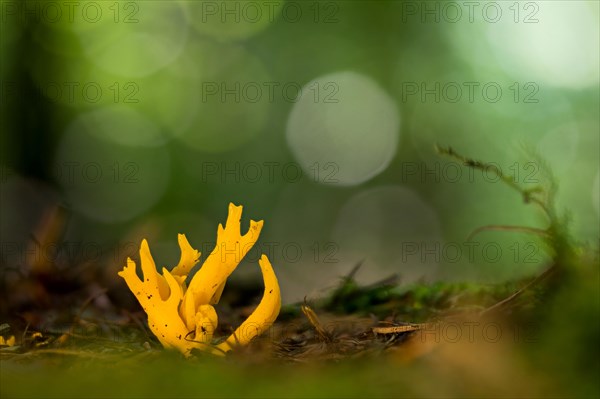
[1,260,541,364]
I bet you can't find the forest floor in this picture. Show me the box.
[1,260,598,398]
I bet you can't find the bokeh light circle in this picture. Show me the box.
[70,1,189,77]
[332,186,443,282]
[177,41,271,153]
[54,112,170,223]
[286,71,400,186]
[27,46,201,139]
[76,105,166,148]
[449,2,599,89]
[486,2,599,89]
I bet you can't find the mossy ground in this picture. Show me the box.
[1,257,598,398]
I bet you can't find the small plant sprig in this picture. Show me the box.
[435,144,578,313]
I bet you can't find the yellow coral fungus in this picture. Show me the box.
[0,335,16,347]
[118,203,280,357]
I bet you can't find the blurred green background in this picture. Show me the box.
[1,0,598,305]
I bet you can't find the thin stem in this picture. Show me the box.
[467,225,549,241]
[479,265,556,316]
[436,145,552,218]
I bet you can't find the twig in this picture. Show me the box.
[372,324,428,334]
[479,265,556,316]
[301,305,331,342]
[467,225,549,241]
